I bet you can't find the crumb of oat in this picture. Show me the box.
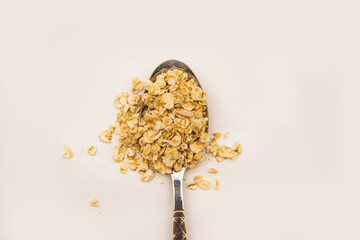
[223,131,230,139]
[62,145,73,159]
[160,181,165,184]
[87,145,97,156]
[90,198,100,208]
[214,179,220,190]
[186,182,198,190]
[208,168,218,174]
[213,132,221,139]
[199,180,211,190]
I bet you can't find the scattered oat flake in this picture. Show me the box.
[193,175,203,183]
[186,182,198,190]
[160,181,165,184]
[208,168,218,174]
[62,145,73,159]
[109,124,121,134]
[90,198,100,208]
[99,130,112,143]
[113,145,125,162]
[199,180,212,190]
[120,161,129,174]
[141,169,155,182]
[223,132,230,139]
[87,145,97,156]
[214,179,220,190]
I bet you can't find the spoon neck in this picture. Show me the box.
[171,169,186,211]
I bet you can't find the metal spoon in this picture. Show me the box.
[145,60,208,240]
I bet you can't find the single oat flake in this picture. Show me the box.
[99,130,112,143]
[214,179,220,190]
[87,145,97,156]
[186,182,198,190]
[208,168,218,174]
[193,175,203,183]
[199,180,212,190]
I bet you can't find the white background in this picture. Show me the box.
[1,0,360,239]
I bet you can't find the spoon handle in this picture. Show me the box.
[171,169,187,240]
[173,210,187,240]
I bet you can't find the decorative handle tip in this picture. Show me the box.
[173,210,187,240]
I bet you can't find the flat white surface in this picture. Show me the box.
[1,0,360,239]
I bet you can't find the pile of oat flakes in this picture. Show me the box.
[62,68,242,191]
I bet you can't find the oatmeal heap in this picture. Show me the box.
[99,68,242,182]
